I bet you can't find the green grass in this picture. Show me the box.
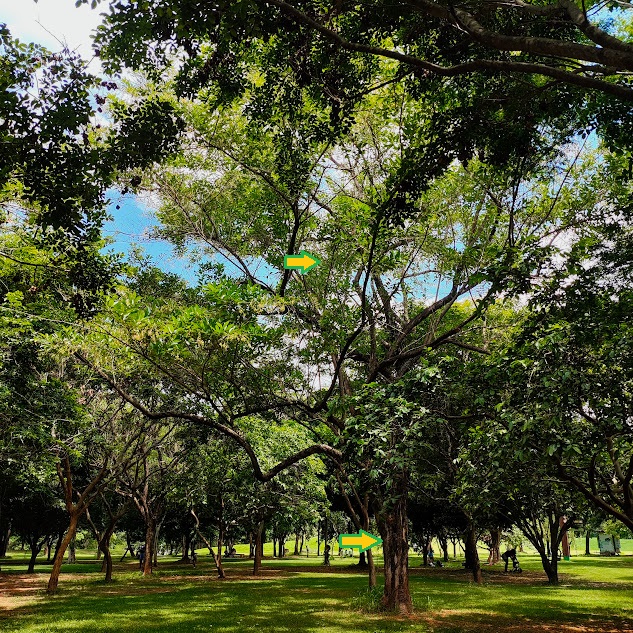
[2,545,633,632]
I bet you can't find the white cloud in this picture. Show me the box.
[0,0,104,65]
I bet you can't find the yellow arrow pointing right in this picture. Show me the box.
[338,529,383,553]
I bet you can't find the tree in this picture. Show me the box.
[64,79,603,611]
[491,153,633,535]
[85,0,633,212]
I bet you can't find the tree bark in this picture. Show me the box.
[490,529,501,564]
[27,539,44,573]
[143,517,156,575]
[439,534,449,562]
[377,489,412,614]
[464,524,483,584]
[100,528,115,582]
[253,521,264,575]
[367,548,377,588]
[585,531,590,556]
[294,533,300,556]
[47,513,79,594]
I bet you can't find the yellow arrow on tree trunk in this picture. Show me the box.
[283,250,321,274]
[338,529,382,553]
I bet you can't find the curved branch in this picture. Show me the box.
[265,0,633,99]
[74,351,342,482]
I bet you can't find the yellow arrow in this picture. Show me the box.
[338,529,383,553]
[284,250,321,274]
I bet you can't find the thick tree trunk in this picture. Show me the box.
[143,518,156,576]
[47,513,79,594]
[294,533,300,556]
[377,490,412,614]
[464,524,483,584]
[538,547,559,584]
[357,551,367,568]
[253,521,264,575]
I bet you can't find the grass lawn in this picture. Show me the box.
[1,543,633,633]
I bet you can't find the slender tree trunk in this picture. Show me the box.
[67,539,76,564]
[377,488,412,614]
[440,535,449,562]
[585,532,590,555]
[490,529,501,564]
[367,549,377,588]
[100,528,115,582]
[181,534,190,562]
[253,521,264,576]
[215,526,225,579]
[153,519,163,567]
[27,540,42,573]
[294,533,300,556]
[0,523,10,558]
[273,539,277,558]
[47,513,79,594]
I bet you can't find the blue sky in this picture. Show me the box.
[1,0,198,282]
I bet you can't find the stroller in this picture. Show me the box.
[501,548,522,573]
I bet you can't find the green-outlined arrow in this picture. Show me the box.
[284,250,320,274]
[338,529,382,553]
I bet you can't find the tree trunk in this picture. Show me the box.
[538,547,559,585]
[215,527,225,579]
[47,513,79,594]
[153,519,163,567]
[440,535,449,562]
[253,521,264,576]
[273,538,277,558]
[67,539,76,564]
[585,532,590,555]
[27,540,42,573]
[464,524,483,584]
[367,548,377,588]
[101,530,115,582]
[0,521,10,558]
[181,533,190,562]
[294,533,300,556]
[357,551,367,568]
[53,532,64,562]
[143,517,156,576]
[377,490,412,614]
[490,529,501,564]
